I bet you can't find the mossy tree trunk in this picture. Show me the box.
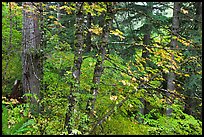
[22,2,42,114]
[139,2,153,123]
[166,2,180,116]
[65,2,84,134]
[86,4,115,128]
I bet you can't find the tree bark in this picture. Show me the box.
[65,2,84,134]
[87,3,114,118]
[57,2,61,21]
[166,2,180,116]
[22,2,42,114]
[138,2,152,123]
[11,80,22,99]
[85,2,92,52]
[194,2,202,30]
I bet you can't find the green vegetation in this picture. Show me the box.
[2,2,202,135]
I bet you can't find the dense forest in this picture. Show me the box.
[2,2,202,135]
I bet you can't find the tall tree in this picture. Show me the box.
[86,3,114,119]
[166,2,180,116]
[22,2,42,114]
[65,2,84,134]
[84,2,92,52]
[139,2,153,123]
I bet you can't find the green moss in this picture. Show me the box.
[94,114,150,135]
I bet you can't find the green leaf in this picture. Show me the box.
[13,119,35,134]
[2,105,10,135]
[10,118,27,134]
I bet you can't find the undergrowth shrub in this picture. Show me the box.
[2,104,35,135]
[143,104,202,135]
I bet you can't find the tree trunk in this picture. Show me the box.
[85,2,92,52]
[22,2,42,114]
[57,2,61,21]
[166,2,180,116]
[65,2,84,134]
[87,3,114,118]
[138,2,152,123]
[10,80,22,99]
[194,2,202,30]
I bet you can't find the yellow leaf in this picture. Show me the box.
[184,74,190,77]
[140,77,149,81]
[60,5,66,10]
[171,65,176,70]
[197,71,202,74]
[89,27,103,35]
[115,29,124,35]
[118,88,123,92]
[128,69,132,74]
[159,99,166,103]
[121,80,126,85]
[163,68,169,73]
[110,29,125,40]
[110,95,118,101]
[143,76,149,82]
[157,61,163,66]
[131,77,136,82]
[199,103,202,107]
[54,21,59,25]
[181,8,188,14]
[48,16,55,19]
[176,37,191,46]
[60,6,75,14]
[49,5,57,10]
[9,2,17,9]
[146,47,151,52]
[92,4,106,13]
[65,9,72,14]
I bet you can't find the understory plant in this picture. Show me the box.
[2,104,35,135]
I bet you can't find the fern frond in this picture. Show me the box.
[13,119,35,134]
[10,118,27,134]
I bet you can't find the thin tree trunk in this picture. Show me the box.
[22,2,42,114]
[138,2,152,123]
[139,25,151,122]
[65,2,84,134]
[85,12,92,52]
[142,26,151,58]
[87,3,114,118]
[194,2,202,30]
[166,2,180,116]
[57,2,61,21]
